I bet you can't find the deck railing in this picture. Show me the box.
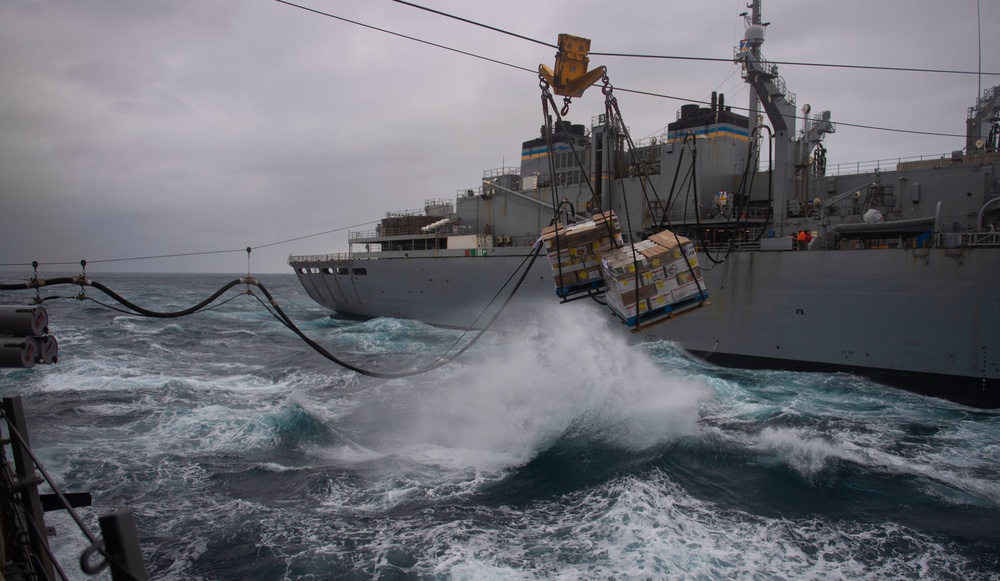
[756,152,959,177]
[822,153,953,177]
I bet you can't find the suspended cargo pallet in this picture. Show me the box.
[541,211,623,299]
[599,230,710,327]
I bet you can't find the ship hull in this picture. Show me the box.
[292,247,1000,407]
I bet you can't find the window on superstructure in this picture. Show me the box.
[352,268,368,276]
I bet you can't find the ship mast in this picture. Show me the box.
[744,1,761,143]
[735,0,798,237]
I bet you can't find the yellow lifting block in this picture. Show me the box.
[539,34,607,98]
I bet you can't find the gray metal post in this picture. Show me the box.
[99,509,149,581]
[2,395,55,580]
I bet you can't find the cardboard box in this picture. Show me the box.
[554,264,602,288]
[542,215,621,248]
[648,230,691,251]
[672,280,707,303]
[648,293,672,310]
[606,295,650,320]
[544,211,624,296]
[605,280,658,306]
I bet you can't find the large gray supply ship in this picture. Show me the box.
[290,4,1000,407]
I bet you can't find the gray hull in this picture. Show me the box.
[292,246,1000,407]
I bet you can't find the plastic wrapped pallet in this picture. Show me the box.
[541,211,623,298]
[599,230,708,325]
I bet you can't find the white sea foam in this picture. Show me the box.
[754,426,863,477]
[390,303,711,469]
[340,469,980,580]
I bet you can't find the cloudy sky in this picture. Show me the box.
[1,0,996,274]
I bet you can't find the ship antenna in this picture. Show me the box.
[977,0,982,103]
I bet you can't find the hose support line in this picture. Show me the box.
[0,259,541,378]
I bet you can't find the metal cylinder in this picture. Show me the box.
[0,306,48,337]
[0,338,38,368]
[36,335,58,364]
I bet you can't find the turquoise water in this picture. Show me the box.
[1,273,998,579]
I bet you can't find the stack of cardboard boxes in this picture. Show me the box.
[599,230,708,325]
[541,211,624,298]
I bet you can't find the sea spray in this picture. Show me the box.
[393,302,712,471]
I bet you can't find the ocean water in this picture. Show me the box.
[1,272,998,580]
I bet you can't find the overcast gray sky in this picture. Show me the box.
[1,0,996,274]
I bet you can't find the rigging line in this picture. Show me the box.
[541,86,571,292]
[606,84,663,218]
[277,1,969,142]
[273,0,535,75]
[606,111,643,320]
[612,87,968,139]
[414,237,545,368]
[541,87,600,210]
[589,51,1000,77]
[8,221,380,270]
[389,0,997,78]
[392,0,557,49]
[252,219,379,249]
[425,241,547,369]
[977,0,982,100]
[0,248,246,268]
[0,221,378,269]
[85,248,246,264]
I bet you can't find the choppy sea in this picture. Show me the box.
[1,272,998,580]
